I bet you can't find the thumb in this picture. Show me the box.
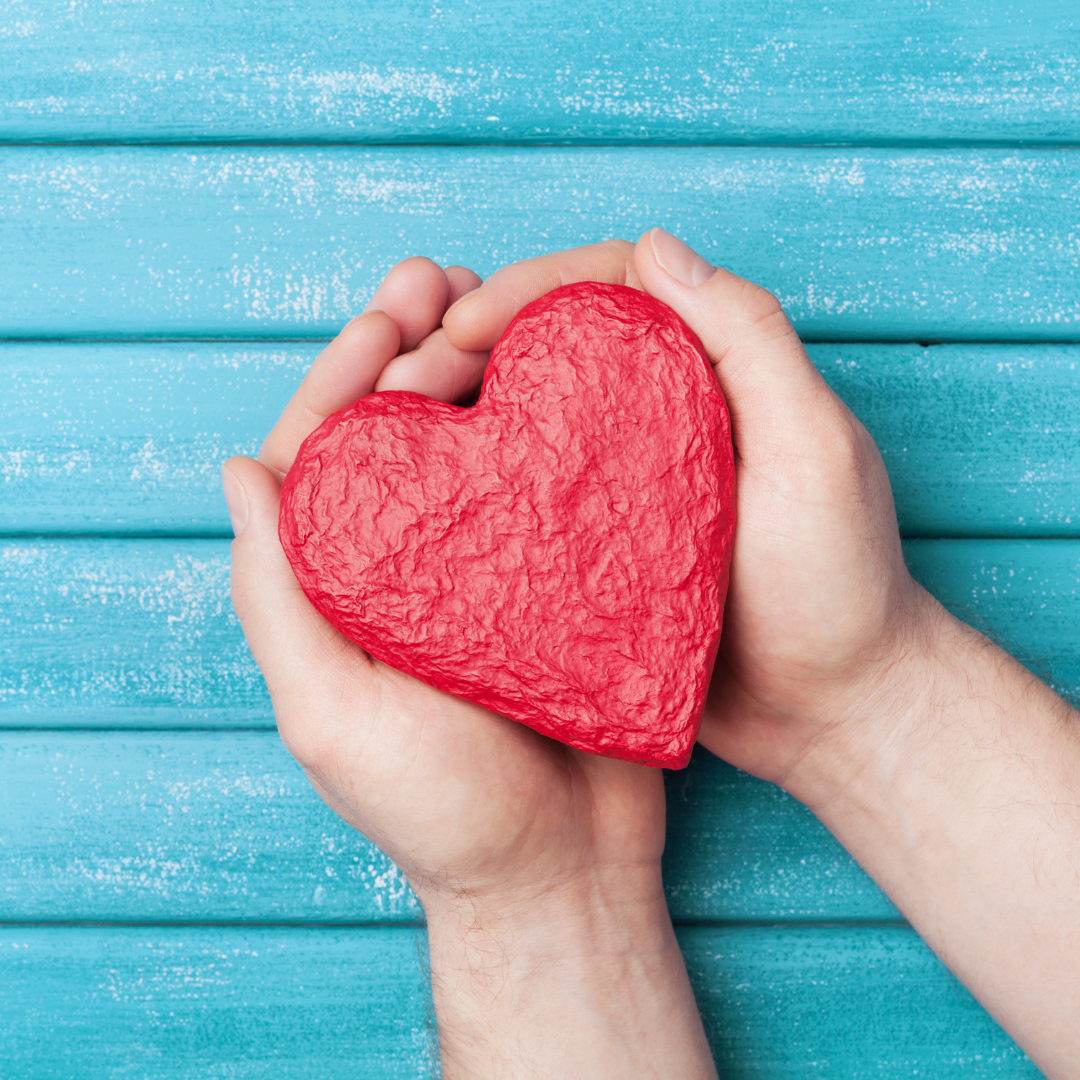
[221,456,366,705]
[633,229,847,467]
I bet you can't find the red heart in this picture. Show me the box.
[279,282,735,768]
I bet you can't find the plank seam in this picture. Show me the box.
[2,139,1079,151]
[0,725,278,733]
[5,336,1080,346]
[0,919,910,929]
[6,533,1079,543]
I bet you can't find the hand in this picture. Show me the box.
[441,232,926,789]
[443,231,1080,1078]
[223,256,717,1079]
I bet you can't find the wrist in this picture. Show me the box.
[781,583,1068,851]
[422,861,674,1010]
[778,584,955,815]
[421,865,716,1079]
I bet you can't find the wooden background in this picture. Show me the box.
[2,2,1078,1075]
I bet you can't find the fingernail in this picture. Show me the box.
[221,465,249,537]
[649,229,716,287]
[444,286,480,317]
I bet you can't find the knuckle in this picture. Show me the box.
[816,410,885,503]
[737,281,787,331]
[595,238,637,275]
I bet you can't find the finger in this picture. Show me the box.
[259,257,462,479]
[633,229,845,468]
[222,456,373,716]
[365,255,451,353]
[258,311,400,480]
[442,239,639,352]
[445,264,483,306]
[375,328,490,404]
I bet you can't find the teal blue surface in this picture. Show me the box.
[2,1,1069,1074]
[1,147,1078,340]
[1,1,1076,145]
[905,540,1080,705]
[682,928,1040,1077]
[815,345,1080,539]
[0,927,438,1079]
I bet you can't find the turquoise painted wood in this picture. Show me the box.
[665,749,898,922]
[4,539,1077,729]
[0,732,423,925]
[0,541,270,727]
[680,928,1038,1077]
[2,147,1078,341]
[0,343,310,535]
[0,732,893,924]
[904,540,1080,706]
[3,342,1079,538]
[0,926,1034,1078]
[0,927,438,1080]
[2,1,1076,145]
[815,344,1080,539]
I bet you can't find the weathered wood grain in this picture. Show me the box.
[665,748,897,922]
[3,539,1078,729]
[0,343,311,535]
[904,540,1080,706]
[680,927,1037,1077]
[0,925,1034,1077]
[0,540,271,727]
[815,344,1080,538]
[0,732,422,924]
[2,0,1077,145]
[2,147,1078,340]
[0,926,437,1079]
[0,732,891,923]
[3,342,1078,537]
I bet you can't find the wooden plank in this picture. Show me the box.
[3,540,1078,730]
[2,1,1077,145]
[0,343,311,535]
[2,147,1078,341]
[904,540,1080,706]
[680,927,1038,1077]
[665,749,897,922]
[3,342,1078,538]
[0,926,437,1079]
[0,540,271,728]
[0,732,889,923]
[0,732,423,925]
[0,925,1034,1077]
[813,344,1080,539]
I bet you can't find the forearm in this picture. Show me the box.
[421,870,717,1079]
[791,590,1080,1078]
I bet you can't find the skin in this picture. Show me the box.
[224,234,1080,1078]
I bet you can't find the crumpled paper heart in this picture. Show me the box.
[279,281,735,767]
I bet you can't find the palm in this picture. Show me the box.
[278,630,664,895]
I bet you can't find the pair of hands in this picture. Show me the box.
[224,230,924,915]
[222,230,940,1075]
